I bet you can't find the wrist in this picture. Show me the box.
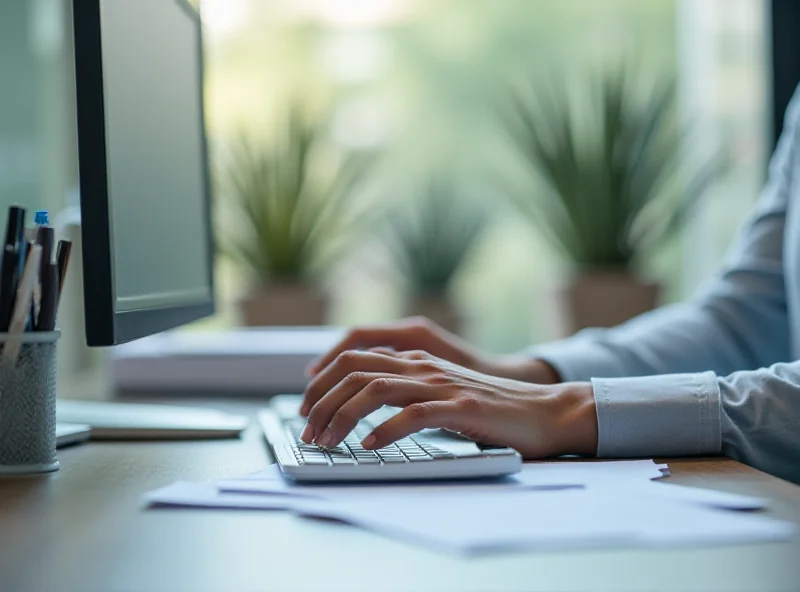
[554,382,598,456]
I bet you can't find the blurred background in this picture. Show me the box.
[0,0,785,385]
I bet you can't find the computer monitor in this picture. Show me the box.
[72,0,214,346]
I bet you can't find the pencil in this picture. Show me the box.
[3,244,42,363]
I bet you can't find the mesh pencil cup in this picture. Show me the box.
[0,331,60,475]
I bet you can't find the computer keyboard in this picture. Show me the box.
[285,418,464,465]
[259,395,522,482]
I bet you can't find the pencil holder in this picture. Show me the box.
[0,331,60,475]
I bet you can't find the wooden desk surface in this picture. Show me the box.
[1,399,799,592]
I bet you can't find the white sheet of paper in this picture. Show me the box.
[218,459,668,499]
[628,480,768,510]
[143,479,794,555]
[144,481,312,511]
[291,488,795,554]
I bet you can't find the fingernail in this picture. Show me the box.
[316,430,334,449]
[362,434,376,449]
[300,422,315,443]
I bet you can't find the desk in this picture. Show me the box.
[1,398,799,592]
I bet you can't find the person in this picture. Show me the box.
[299,85,800,485]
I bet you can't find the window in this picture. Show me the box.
[200,0,769,352]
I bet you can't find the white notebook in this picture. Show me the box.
[56,400,248,440]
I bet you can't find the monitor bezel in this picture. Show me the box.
[72,0,215,346]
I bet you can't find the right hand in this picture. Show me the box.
[300,347,597,456]
[305,317,560,397]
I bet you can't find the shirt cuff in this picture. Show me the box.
[591,372,722,458]
[529,334,630,382]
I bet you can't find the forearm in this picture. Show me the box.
[531,295,790,383]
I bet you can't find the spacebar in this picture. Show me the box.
[413,431,483,457]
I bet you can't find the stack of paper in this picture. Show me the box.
[143,460,797,554]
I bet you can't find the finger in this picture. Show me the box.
[303,371,395,443]
[305,319,432,377]
[314,378,436,449]
[301,351,412,417]
[362,400,469,449]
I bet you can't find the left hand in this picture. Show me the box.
[299,348,598,458]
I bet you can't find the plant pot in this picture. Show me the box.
[238,282,327,327]
[409,294,463,336]
[563,270,659,333]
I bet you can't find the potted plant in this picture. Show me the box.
[380,176,490,335]
[217,111,374,326]
[503,67,723,332]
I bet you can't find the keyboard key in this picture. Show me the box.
[330,457,356,464]
[407,455,434,462]
[420,445,441,451]
[429,452,454,459]
[482,448,517,456]
[328,451,352,458]
[355,457,381,464]
[379,456,407,463]
[302,458,330,465]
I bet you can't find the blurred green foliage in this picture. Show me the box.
[380,176,490,295]
[216,109,375,284]
[503,65,723,269]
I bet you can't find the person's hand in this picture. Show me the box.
[306,317,561,385]
[299,348,598,458]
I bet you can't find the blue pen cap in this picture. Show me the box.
[34,210,49,225]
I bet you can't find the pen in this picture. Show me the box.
[0,206,25,332]
[26,239,36,331]
[35,225,54,264]
[56,240,72,301]
[34,225,55,322]
[36,261,58,332]
[27,216,52,326]
[3,244,42,363]
[2,206,24,250]
[10,206,27,273]
[0,245,19,332]
[27,210,49,243]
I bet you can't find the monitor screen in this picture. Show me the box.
[73,0,214,346]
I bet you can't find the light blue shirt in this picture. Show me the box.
[531,85,800,484]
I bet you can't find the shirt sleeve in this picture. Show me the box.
[591,363,800,484]
[591,372,721,458]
